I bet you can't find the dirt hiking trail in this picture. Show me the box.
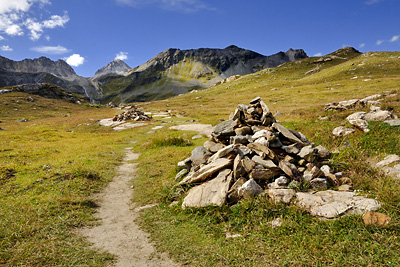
[81,148,180,267]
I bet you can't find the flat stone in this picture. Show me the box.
[99,118,125,127]
[364,110,396,121]
[247,142,277,161]
[235,126,252,136]
[182,169,232,208]
[208,145,235,163]
[252,156,279,171]
[267,189,296,204]
[272,123,306,145]
[209,143,226,153]
[238,179,263,199]
[283,143,302,155]
[338,184,353,192]
[249,96,261,105]
[279,160,299,179]
[112,122,147,131]
[332,126,355,137]
[376,154,400,168]
[384,120,400,126]
[179,158,234,185]
[363,211,391,227]
[295,190,381,219]
[249,168,277,179]
[211,120,235,143]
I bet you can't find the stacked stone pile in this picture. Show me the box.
[175,97,378,217]
[112,106,152,122]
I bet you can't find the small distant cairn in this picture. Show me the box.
[176,97,352,208]
[112,105,152,122]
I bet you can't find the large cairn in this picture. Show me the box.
[176,97,351,208]
[112,105,152,122]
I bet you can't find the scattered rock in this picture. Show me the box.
[363,211,391,227]
[295,190,381,219]
[332,126,355,137]
[267,188,296,204]
[375,154,400,168]
[384,120,400,127]
[346,112,369,132]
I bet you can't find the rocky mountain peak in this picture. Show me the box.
[92,59,132,80]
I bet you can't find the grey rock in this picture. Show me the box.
[209,143,226,153]
[247,142,277,161]
[227,177,247,203]
[316,145,331,159]
[346,112,369,132]
[238,179,263,199]
[236,145,253,157]
[295,190,381,219]
[249,96,261,105]
[208,144,235,163]
[190,146,212,166]
[376,154,400,168]
[267,189,296,204]
[364,110,396,121]
[179,158,234,185]
[211,120,235,144]
[203,140,217,151]
[252,156,279,171]
[272,123,306,145]
[233,154,245,179]
[250,168,277,179]
[338,184,353,192]
[384,120,400,126]
[320,165,332,176]
[279,160,299,179]
[283,143,302,155]
[298,145,317,162]
[182,169,232,208]
[235,126,252,136]
[332,126,355,137]
[230,135,249,145]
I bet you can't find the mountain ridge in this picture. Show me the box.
[0,45,308,103]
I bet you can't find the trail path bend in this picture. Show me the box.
[81,148,179,267]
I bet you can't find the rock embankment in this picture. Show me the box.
[176,97,381,219]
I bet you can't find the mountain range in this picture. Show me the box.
[0,46,307,104]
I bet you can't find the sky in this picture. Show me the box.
[0,0,399,77]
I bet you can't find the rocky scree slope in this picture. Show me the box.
[93,45,307,104]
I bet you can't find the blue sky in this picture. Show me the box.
[0,0,399,77]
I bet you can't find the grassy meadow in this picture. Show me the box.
[1,48,400,266]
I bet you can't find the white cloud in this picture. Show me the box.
[1,45,12,51]
[116,0,214,13]
[313,52,322,57]
[377,40,384,45]
[65,54,85,67]
[365,0,383,5]
[25,13,69,40]
[31,45,69,54]
[5,24,23,36]
[0,1,68,40]
[115,51,128,60]
[390,35,399,42]
[359,43,365,48]
[0,35,4,40]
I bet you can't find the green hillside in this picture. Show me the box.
[1,48,399,266]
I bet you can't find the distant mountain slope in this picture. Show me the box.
[95,45,308,104]
[91,59,131,80]
[0,56,99,100]
[0,45,308,104]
